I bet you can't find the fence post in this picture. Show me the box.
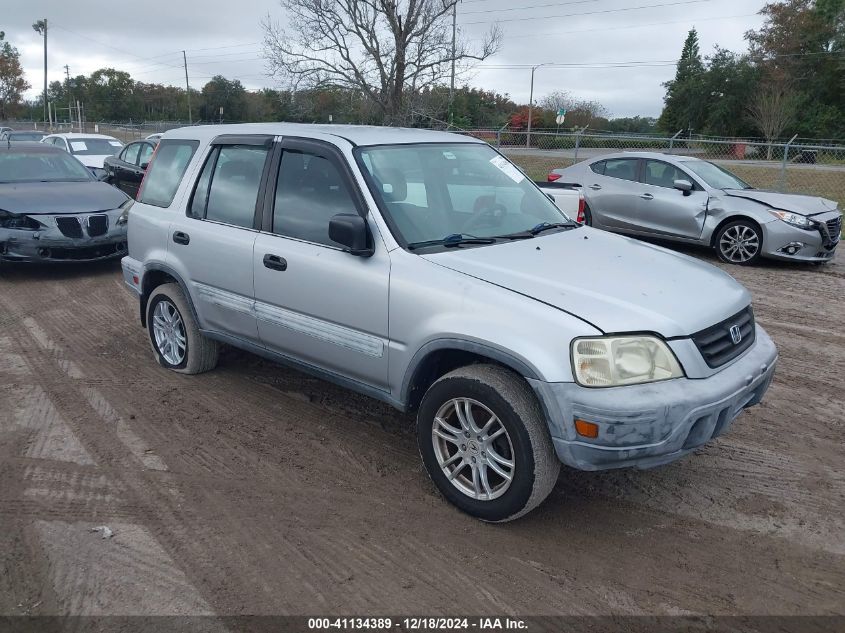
[573,126,588,163]
[779,133,798,192]
[669,129,683,152]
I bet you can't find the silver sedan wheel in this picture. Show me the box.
[152,300,187,366]
[432,397,515,501]
[719,225,760,263]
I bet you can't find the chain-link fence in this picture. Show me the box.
[4,119,842,210]
[458,129,845,209]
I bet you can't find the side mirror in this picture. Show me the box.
[140,162,150,170]
[329,213,373,257]
[93,168,109,182]
[674,179,693,195]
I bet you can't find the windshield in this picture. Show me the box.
[0,151,93,183]
[684,160,751,190]
[9,132,46,141]
[67,138,123,156]
[357,143,572,248]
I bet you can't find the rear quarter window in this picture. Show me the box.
[138,139,200,208]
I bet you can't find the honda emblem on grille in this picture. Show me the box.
[729,325,742,345]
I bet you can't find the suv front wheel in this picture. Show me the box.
[417,364,560,522]
[147,283,219,374]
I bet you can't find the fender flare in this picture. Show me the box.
[139,263,201,329]
[399,338,543,407]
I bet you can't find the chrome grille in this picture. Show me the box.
[55,217,83,238]
[86,215,109,237]
[691,306,756,369]
[822,215,842,247]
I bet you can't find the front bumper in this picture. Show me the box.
[761,212,840,263]
[529,325,778,471]
[0,212,127,263]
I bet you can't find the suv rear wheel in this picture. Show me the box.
[417,364,560,522]
[147,283,218,374]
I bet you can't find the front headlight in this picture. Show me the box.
[769,209,813,229]
[0,209,42,230]
[571,335,684,387]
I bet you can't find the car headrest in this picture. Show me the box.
[377,168,407,202]
[218,160,256,182]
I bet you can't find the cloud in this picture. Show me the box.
[6,0,765,118]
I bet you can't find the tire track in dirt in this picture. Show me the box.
[1,259,844,616]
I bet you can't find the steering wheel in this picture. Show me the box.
[462,200,507,233]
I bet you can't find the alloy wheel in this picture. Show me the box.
[152,300,187,366]
[719,225,760,263]
[431,397,515,501]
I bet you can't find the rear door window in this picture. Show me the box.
[190,145,269,229]
[602,158,639,182]
[589,160,606,175]
[138,139,199,208]
[122,143,141,165]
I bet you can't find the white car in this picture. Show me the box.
[41,133,124,170]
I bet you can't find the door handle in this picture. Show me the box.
[263,254,288,271]
[589,184,602,190]
[172,231,190,245]
[640,193,654,200]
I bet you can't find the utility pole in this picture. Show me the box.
[526,63,550,149]
[32,19,48,125]
[448,0,458,127]
[183,51,192,124]
[64,64,72,129]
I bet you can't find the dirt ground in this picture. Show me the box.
[0,245,843,621]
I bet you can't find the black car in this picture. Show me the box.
[0,142,131,263]
[1,130,49,143]
[103,139,157,198]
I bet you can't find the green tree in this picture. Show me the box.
[657,29,706,133]
[199,76,247,121]
[746,0,844,138]
[0,31,30,120]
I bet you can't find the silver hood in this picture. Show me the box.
[423,228,751,338]
[723,189,839,216]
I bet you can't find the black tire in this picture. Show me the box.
[715,220,763,265]
[147,283,218,374]
[417,364,560,522]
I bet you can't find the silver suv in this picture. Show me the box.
[122,124,778,521]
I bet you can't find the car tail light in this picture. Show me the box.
[547,172,562,182]
[136,142,160,200]
[576,192,586,224]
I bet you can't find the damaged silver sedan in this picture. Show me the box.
[0,142,131,263]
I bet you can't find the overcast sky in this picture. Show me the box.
[5,0,768,118]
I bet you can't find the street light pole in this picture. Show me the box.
[32,19,48,126]
[448,0,458,127]
[526,63,550,149]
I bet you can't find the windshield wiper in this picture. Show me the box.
[407,233,497,250]
[495,222,578,240]
[529,221,578,234]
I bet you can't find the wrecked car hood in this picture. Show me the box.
[723,189,838,216]
[423,228,750,338]
[0,181,128,215]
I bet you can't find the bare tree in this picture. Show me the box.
[539,90,574,114]
[262,0,501,123]
[748,81,797,160]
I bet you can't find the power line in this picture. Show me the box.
[462,0,600,15]
[501,11,759,39]
[459,0,715,26]
[50,24,183,68]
